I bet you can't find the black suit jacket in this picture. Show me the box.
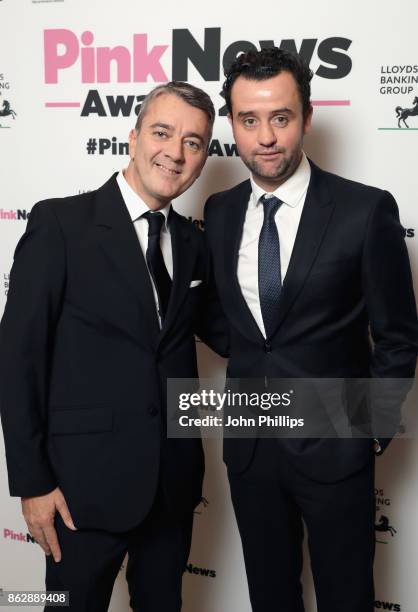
[0,174,221,531]
[204,160,418,482]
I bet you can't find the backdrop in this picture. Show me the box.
[0,1,417,610]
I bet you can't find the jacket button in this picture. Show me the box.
[148,404,158,416]
[264,342,272,353]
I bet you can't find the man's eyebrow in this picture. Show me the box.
[237,108,294,118]
[183,132,205,142]
[149,122,173,130]
[149,124,205,142]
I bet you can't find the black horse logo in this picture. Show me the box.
[375,515,397,537]
[0,100,17,120]
[395,96,418,128]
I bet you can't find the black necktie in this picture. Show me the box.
[258,194,283,338]
[143,211,172,323]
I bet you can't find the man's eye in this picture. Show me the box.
[243,118,256,127]
[154,131,168,138]
[273,116,288,126]
[185,140,201,150]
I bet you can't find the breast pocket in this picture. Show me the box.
[189,280,203,289]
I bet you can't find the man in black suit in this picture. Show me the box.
[0,81,226,611]
[204,48,418,612]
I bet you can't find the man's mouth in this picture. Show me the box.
[257,151,281,158]
[155,162,181,175]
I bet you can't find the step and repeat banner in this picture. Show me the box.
[0,1,417,610]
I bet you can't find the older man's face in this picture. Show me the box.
[127,93,211,210]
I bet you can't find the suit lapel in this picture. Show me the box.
[223,181,266,344]
[94,174,160,340]
[158,209,194,343]
[269,160,335,337]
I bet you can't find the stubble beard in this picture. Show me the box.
[238,137,302,186]
[243,149,302,187]
[252,156,291,182]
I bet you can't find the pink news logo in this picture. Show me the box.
[3,528,36,544]
[43,28,353,115]
[0,209,30,221]
[44,30,168,86]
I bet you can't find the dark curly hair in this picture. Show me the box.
[223,47,313,120]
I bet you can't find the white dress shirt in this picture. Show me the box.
[237,152,311,338]
[116,170,173,326]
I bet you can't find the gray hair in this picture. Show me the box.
[135,81,215,144]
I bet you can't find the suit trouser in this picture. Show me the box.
[44,487,193,612]
[228,438,375,612]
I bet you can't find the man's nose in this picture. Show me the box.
[258,122,277,148]
[164,138,184,163]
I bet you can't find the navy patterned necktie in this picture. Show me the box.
[258,194,284,338]
[143,211,172,323]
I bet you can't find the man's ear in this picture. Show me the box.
[303,105,313,135]
[128,128,138,159]
[227,113,233,127]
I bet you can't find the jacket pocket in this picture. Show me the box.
[48,405,113,435]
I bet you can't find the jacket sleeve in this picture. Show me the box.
[361,190,418,453]
[0,201,66,497]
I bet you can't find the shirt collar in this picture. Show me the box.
[250,151,311,210]
[116,170,171,230]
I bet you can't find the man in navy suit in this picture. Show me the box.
[0,81,227,611]
[204,48,417,611]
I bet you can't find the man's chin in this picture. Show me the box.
[253,168,290,185]
[247,159,290,183]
